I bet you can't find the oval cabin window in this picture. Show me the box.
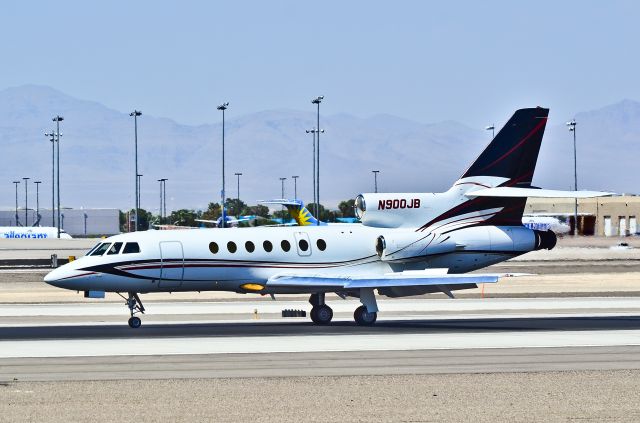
[227,241,237,253]
[281,240,291,252]
[316,239,327,251]
[209,242,219,254]
[298,239,309,251]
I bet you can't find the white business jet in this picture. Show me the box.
[44,107,610,328]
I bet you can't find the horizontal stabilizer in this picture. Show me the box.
[267,272,499,290]
[465,187,614,199]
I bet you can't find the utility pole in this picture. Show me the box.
[279,177,287,224]
[52,115,64,238]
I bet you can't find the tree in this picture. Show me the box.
[224,198,248,217]
[305,203,337,222]
[246,204,270,218]
[338,199,356,218]
[201,202,222,221]
[169,209,199,227]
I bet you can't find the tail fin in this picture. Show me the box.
[461,107,549,187]
[258,199,326,226]
[421,107,550,229]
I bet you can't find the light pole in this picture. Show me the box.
[217,102,229,228]
[305,128,324,217]
[162,179,167,223]
[279,177,287,224]
[52,115,63,238]
[372,170,380,193]
[130,110,142,231]
[485,124,495,139]
[22,177,30,226]
[158,178,167,224]
[12,181,20,226]
[137,174,143,228]
[234,172,242,216]
[292,175,299,200]
[566,119,578,236]
[44,131,58,227]
[311,96,324,225]
[34,181,41,225]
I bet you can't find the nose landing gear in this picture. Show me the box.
[118,292,145,328]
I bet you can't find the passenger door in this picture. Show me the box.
[159,241,184,288]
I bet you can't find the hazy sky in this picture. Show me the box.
[2,1,638,128]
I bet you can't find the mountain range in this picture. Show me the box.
[0,85,637,213]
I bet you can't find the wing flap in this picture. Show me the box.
[465,187,613,198]
[267,272,498,290]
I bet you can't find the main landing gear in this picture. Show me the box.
[308,291,379,326]
[309,293,333,325]
[118,292,145,328]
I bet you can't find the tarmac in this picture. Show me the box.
[1,235,640,422]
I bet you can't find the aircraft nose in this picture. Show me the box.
[44,265,81,289]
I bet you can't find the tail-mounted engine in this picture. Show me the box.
[533,229,557,250]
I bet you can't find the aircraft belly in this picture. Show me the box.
[425,252,516,273]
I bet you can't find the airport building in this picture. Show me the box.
[526,195,640,237]
[0,208,120,236]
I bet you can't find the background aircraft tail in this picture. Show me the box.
[259,199,326,226]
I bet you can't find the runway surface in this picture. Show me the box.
[2,297,640,382]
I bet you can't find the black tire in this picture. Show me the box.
[310,305,333,325]
[128,316,142,328]
[354,305,377,326]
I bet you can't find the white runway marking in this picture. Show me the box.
[2,330,640,358]
[2,297,640,317]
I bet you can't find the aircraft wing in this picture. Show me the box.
[465,187,613,198]
[267,271,499,290]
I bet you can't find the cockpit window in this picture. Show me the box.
[107,242,123,255]
[122,242,141,254]
[86,243,103,256]
[90,243,112,256]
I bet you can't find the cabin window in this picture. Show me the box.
[122,242,141,254]
[245,241,255,253]
[209,242,219,254]
[107,242,123,255]
[281,240,291,252]
[298,239,309,251]
[317,239,327,251]
[227,241,237,253]
[90,243,112,256]
[263,240,273,252]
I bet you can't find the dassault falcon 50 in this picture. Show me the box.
[44,107,610,328]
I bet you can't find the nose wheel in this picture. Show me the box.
[118,292,145,328]
[128,316,142,328]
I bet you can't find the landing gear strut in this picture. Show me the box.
[118,292,145,328]
[309,293,333,325]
